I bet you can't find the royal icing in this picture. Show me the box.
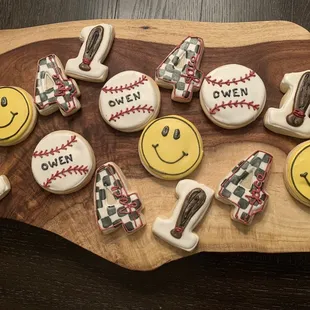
[35,54,81,116]
[31,131,96,194]
[216,151,273,225]
[264,70,310,139]
[0,87,37,146]
[99,71,161,132]
[94,162,145,234]
[155,36,204,103]
[285,141,310,207]
[200,64,266,129]
[139,115,203,180]
[152,179,213,251]
[0,175,11,200]
[65,24,114,82]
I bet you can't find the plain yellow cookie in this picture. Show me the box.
[0,86,37,146]
[284,140,310,207]
[138,115,203,180]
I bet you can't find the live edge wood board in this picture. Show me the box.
[0,20,309,271]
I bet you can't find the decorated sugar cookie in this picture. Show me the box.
[284,141,310,206]
[94,162,145,234]
[32,130,96,194]
[216,151,273,225]
[264,70,310,139]
[139,115,203,180]
[65,24,114,82]
[35,54,81,116]
[99,71,161,132]
[0,175,11,200]
[153,179,213,251]
[155,36,204,103]
[200,64,266,129]
[0,87,37,146]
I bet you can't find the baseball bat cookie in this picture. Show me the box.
[200,64,266,129]
[34,54,81,117]
[65,24,114,83]
[216,151,273,225]
[152,179,214,252]
[99,71,161,132]
[0,175,11,200]
[264,70,310,139]
[139,115,203,180]
[32,130,96,194]
[284,141,310,207]
[155,36,204,103]
[94,162,145,234]
[0,87,37,146]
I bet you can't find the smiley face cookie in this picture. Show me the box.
[284,141,310,207]
[138,115,203,180]
[0,87,37,146]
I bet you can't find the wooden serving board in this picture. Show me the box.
[0,20,309,271]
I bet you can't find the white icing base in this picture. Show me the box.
[0,175,11,200]
[152,179,214,252]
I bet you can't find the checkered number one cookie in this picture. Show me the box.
[155,36,205,103]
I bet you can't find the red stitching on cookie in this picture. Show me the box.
[33,135,77,158]
[205,70,256,87]
[108,104,155,122]
[43,165,89,188]
[209,100,259,114]
[102,75,148,94]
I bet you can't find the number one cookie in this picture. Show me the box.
[65,24,114,82]
[155,36,204,103]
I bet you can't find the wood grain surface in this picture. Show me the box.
[0,20,309,270]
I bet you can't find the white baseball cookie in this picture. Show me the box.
[65,24,114,83]
[32,130,96,194]
[0,175,11,200]
[152,179,214,252]
[99,71,161,132]
[264,70,310,139]
[200,64,266,129]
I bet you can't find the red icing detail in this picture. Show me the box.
[108,104,155,122]
[102,75,148,94]
[205,70,256,87]
[33,135,77,158]
[82,57,91,65]
[245,174,265,205]
[43,165,89,188]
[174,226,184,233]
[209,100,259,115]
[53,76,73,97]
[292,109,306,118]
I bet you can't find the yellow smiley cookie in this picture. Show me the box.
[284,140,310,207]
[138,115,203,180]
[0,87,37,146]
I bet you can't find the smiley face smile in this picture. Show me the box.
[152,143,188,164]
[0,111,18,129]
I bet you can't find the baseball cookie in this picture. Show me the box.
[216,150,273,225]
[155,36,204,103]
[284,141,310,207]
[65,23,114,83]
[0,175,11,200]
[264,70,310,139]
[32,130,96,194]
[138,115,203,180]
[35,54,81,117]
[0,86,37,146]
[200,64,266,129]
[99,71,161,132]
[152,179,214,252]
[94,162,145,234]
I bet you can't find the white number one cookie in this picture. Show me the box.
[264,70,310,139]
[155,36,204,103]
[152,179,214,252]
[0,175,11,200]
[65,24,114,83]
[216,151,273,225]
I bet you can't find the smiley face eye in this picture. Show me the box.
[162,126,169,137]
[1,97,7,107]
[173,129,180,140]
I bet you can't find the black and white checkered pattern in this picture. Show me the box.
[95,164,144,234]
[218,151,273,224]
